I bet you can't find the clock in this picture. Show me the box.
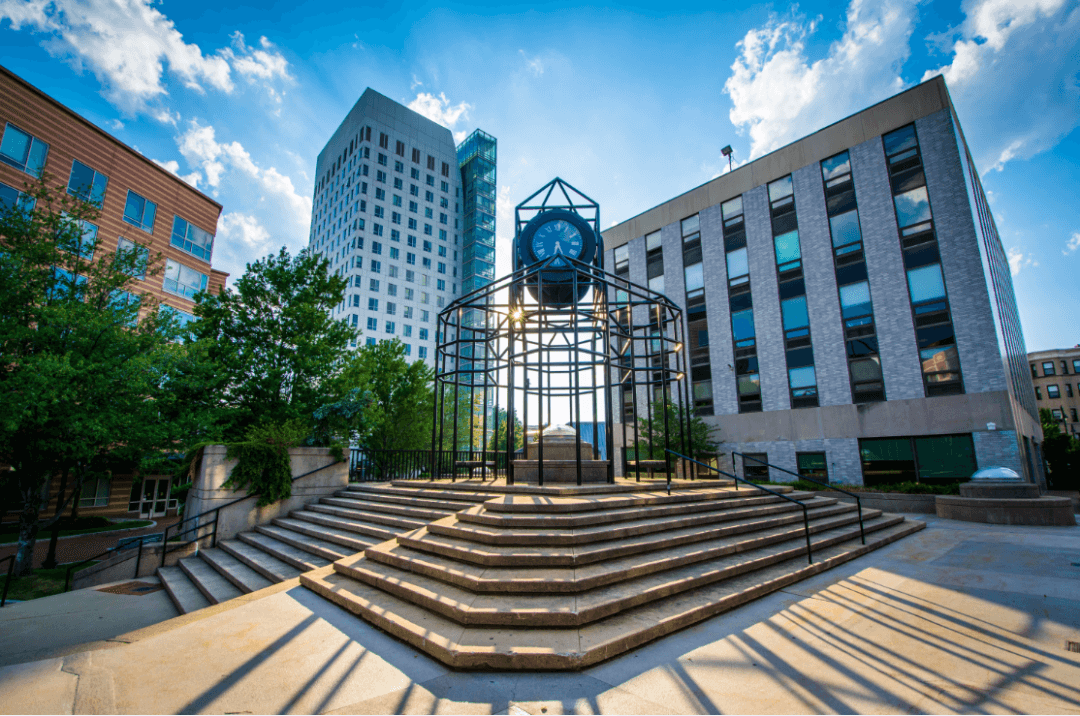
[515,209,599,305]
[517,209,597,270]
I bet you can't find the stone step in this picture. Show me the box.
[454,492,805,529]
[240,530,333,572]
[220,538,301,583]
[157,565,211,615]
[178,556,245,605]
[199,547,274,594]
[336,488,477,514]
[388,479,739,496]
[345,484,502,504]
[275,514,390,550]
[480,487,800,515]
[302,503,429,531]
[302,518,925,670]
[257,523,360,561]
[436,497,843,545]
[340,514,903,627]
[398,502,872,568]
[364,505,873,594]
[319,496,456,522]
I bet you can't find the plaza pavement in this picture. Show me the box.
[0,514,1078,714]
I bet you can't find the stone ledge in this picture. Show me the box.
[827,491,937,514]
[934,495,1076,526]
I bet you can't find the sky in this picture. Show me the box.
[1,0,1078,351]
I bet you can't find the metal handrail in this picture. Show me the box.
[1,554,15,607]
[62,533,161,592]
[159,461,339,569]
[666,449,816,564]
[733,451,865,546]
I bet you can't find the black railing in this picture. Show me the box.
[666,449,816,564]
[158,461,339,569]
[733,451,865,546]
[62,533,161,592]
[1,554,15,607]
[349,448,514,482]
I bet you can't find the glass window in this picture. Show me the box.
[648,275,664,294]
[1073,360,1080,374]
[768,176,793,202]
[737,373,760,396]
[883,125,918,157]
[78,475,111,508]
[116,237,149,279]
[61,217,97,260]
[731,308,755,341]
[684,263,704,292]
[797,452,828,483]
[914,435,976,480]
[893,186,931,229]
[860,437,916,485]
[789,365,816,389]
[1047,385,1060,399]
[367,317,377,331]
[614,245,629,271]
[170,216,213,261]
[773,230,801,265]
[839,281,872,320]
[681,215,699,236]
[851,356,882,383]
[1,123,49,177]
[829,210,861,248]
[67,160,109,206]
[163,259,208,299]
[920,346,960,374]
[0,181,35,212]
[645,230,662,252]
[721,196,743,219]
[1042,361,1055,376]
[820,152,850,181]
[726,248,748,280]
[123,190,157,233]
[781,296,809,331]
[907,264,945,304]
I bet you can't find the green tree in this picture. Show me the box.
[0,176,199,576]
[492,407,525,453]
[633,399,721,462]
[1040,408,1079,489]
[191,247,357,440]
[435,388,489,452]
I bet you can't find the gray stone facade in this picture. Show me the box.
[602,78,1041,488]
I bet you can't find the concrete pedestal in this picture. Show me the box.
[935,479,1075,526]
[958,481,1040,499]
[513,459,610,484]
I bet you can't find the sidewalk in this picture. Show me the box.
[1,514,1078,714]
[0,516,180,570]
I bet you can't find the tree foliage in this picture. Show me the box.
[191,247,357,441]
[0,176,201,575]
[1040,408,1079,489]
[632,399,721,462]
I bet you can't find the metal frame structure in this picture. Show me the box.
[431,180,694,486]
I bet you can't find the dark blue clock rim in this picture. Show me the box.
[517,209,597,278]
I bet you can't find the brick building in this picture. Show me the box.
[0,65,228,519]
[1029,346,1080,438]
[602,76,1044,488]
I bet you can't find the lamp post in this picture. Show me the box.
[721,145,733,173]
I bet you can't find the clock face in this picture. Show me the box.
[531,219,583,267]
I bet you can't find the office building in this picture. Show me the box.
[308,89,495,365]
[0,65,228,519]
[602,76,1044,487]
[1029,346,1080,437]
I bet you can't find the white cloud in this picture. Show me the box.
[152,158,201,188]
[922,0,1079,172]
[216,212,273,255]
[1064,232,1080,255]
[176,120,310,224]
[519,50,544,76]
[0,0,291,116]
[410,74,423,90]
[407,92,472,130]
[724,0,916,159]
[1007,247,1037,275]
[109,118,124,131]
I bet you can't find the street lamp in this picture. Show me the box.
[721,145,733,173]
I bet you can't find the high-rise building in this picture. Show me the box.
[308,89,495,366]
[0,64,228,519]
[602,76,1045,487]
[1029,346,1080,438]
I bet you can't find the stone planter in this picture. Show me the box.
[825,491,937,514]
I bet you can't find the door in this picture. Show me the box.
[136,479,171,518]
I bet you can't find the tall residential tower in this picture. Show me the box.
[308,89,495,365]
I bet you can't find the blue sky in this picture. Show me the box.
[2,0,1078,351]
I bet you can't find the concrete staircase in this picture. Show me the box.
[302,483,925,670]
[156,483,483,614]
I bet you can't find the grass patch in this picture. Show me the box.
[0,562,100,602]
[0,517,153,544]
[748,480,961,495]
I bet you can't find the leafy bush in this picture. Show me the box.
[223,421,307,507]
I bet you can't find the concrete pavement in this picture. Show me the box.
[0,514,1078,714]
